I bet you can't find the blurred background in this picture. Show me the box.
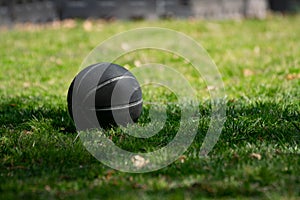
[0,0,300,24]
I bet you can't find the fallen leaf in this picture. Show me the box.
[253,46,260,54]
[105,170,115,180]
[62,19,76,28]
[206,85,216,91]
[250,153,262,160]
[23,130,32,135]
[132,183,147,189]
[51,20,61,29]
[45,185,51,192]
[178,155,186,163]
[131,155,149,169]
[23,82,31,88]
[286,73,300,80]
[83,20,93,31]
[129,176,133,182]
[243,69,254,77]
[134,60,141,67]
[121,43,130,50]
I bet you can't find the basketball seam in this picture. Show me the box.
[90,99,143,111]
[81,75,137,104]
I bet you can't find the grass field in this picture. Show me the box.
[0,15,300,199]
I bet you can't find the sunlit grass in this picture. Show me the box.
[0,15,299,199]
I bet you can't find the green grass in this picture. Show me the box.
[0,15,300,199]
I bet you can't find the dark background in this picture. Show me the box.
[0,0,300,24]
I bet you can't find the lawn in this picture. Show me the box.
[0,15,299,199]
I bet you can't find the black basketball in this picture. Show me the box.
[67,63,143,129]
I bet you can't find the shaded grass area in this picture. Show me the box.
[0,96,299,199]
[0,16,300,199]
